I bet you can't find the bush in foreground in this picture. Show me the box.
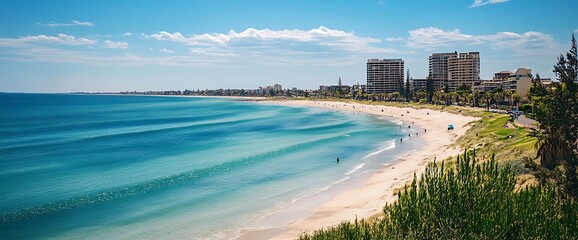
[299,152,577,240]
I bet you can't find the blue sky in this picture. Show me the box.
[1,0,577,92]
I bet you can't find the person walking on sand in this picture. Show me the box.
[400,138,403,143]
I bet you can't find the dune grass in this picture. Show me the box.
[299,152,578,240]
[455,114,536,163]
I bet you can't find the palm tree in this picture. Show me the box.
[512,92,521,111]
[416,90,426,103]
[482,92,492,111]
[433,91,443,105]
[391,92,400,102]
[533,128,572,170]
[493,91,503,109]
[471,91,480,107]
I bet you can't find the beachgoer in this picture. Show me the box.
[337,157,340,163]
[408,133,411,137]
[400,138,403,143]
[416,132,419,137]
[424,129,427,133]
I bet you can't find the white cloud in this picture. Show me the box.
[146,26,394,53]
[0,33,98,47]
[103,40,128,49]
[406,27,556,52]
[1,27,400,67]
[189,48,237,57]
[123,32,133,37]
[38,20,94,27]
[385,37,404,42]
[485,31,555,50]
[470,0,510,8]
[0,46,231,67]
[406,27,482,49]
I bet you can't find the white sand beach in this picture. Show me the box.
[237,100,480,240]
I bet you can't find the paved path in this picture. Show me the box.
[516,114,537,128]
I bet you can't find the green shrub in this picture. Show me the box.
[520,103,532,114]
[299,151,577,240]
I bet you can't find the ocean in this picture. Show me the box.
[0,93,420,239]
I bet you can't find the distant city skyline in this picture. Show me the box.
[0,0,577,93]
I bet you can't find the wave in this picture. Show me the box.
[362,140,396,159]
[345,163,365,175]
[290,176,350,204]
[0,115,269,160]
[285,121,353,134]
[0,134,347,225]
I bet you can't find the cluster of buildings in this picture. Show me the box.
[116,51,552,100]
[364,52,550,99]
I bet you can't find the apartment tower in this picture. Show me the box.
[447,52,480,91]
[428,52,456,90]
[366,59,404,93]
[429,52,480,92]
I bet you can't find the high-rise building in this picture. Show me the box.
[447,52,480,91]
[428,52,456,90]
[429,52,480,92]
[366,59,404,93]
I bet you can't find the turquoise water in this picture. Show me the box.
[0,93,419,239]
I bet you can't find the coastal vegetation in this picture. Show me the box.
[299,152,578,240]
[298,34,578,239]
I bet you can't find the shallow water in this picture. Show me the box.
[0,93,420,239]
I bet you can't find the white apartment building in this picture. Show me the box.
[366,59,404,93]
[429,52,480,92]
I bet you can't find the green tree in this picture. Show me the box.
[405,69,411,101]
[471,91,480,107]
[492,88,504,109]
[482,92,493,111]
[398,76,405,98]
[512,92,521,110]
[416,90,426,103]
[391,92,400,102]
[426,75,434,103]
[526,34,578,199]
[528,74,549,116]
[268,88,276,97]
[505,90,514,110]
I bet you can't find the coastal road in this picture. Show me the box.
[516,115,537,128]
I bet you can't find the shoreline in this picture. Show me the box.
[237,100,480,239]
